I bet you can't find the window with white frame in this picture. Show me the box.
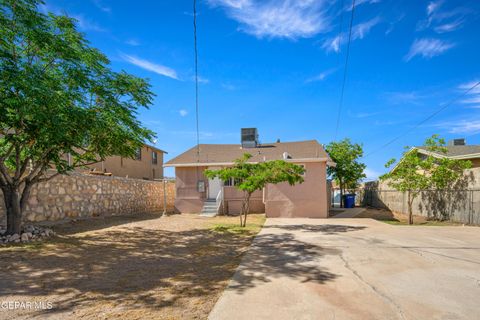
[152,151,158,165]
[223,178,242,186]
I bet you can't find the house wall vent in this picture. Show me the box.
[241,128,259,148]
[448,138,466,146]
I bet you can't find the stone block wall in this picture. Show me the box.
[0,173,175,223]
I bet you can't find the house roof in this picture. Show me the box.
[416,145,480,159]
[164,140,331,167]
[144,144,167,154]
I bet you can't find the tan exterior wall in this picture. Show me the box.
[0,173,175,223]
[223,187,265,214]
[470,158,480,168]
[174,166,208,213]
[82,145,164,180]
[264,162,328,218]
[173,162,329,217]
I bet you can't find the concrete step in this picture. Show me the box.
[200,200,219,217]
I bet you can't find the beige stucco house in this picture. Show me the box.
[165,129,334,218]
[416,142,480,168]
[80,144,166,180]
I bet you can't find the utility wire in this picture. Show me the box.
[334,0,356,141]
[335,0,345,68]
[193,0,200,162]
[363,80,480,159]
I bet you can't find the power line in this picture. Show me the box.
[334,0,356,141]
[193,0,200,162]
[363,80,480,159]
[335,0,345,68]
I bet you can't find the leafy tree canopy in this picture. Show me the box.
[325,139,366,206]
[205,154,305,226]
[0,0,155,234]
[381,135,471,224]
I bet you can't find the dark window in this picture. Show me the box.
[224,178,242,186]
[152,151,158,165]
[135,147,142,160]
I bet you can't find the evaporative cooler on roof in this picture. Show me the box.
[241,128,259,148]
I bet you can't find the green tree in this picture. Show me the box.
[325,139,366,207]
[381,135,471,224]
[205,154,305,227]
[0,0,155,235]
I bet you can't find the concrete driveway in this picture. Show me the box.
[209,218,480,320]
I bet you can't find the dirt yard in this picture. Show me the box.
[0,213,265,320]
[357,207,462,225]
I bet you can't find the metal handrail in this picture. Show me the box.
[216,188,224,214]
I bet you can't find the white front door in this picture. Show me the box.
[208,177,222,200]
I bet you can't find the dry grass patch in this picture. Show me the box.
[357,208,462,226]
[0,213,265,320]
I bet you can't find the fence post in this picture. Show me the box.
[163,179,167,216]
[471,190,474,225]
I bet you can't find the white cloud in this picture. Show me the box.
[364,167,381,181]
[305,68,337,83]
[352,16,381,39]
[208,0,332,39]
[434,19,464,33]
[459,80,480,107]
[120,54,178,80]
[349,111,381,118]
[344,0,381,11]
[171,130,236,140]
[125,39,140,46]
[404,38,454,61]
[383,91,426,105]
[438,120,480,134]
[179,109,188,117]
[92,0,111,13]
[427,0,443,16]
[221,83,236,90]
[39,4,106,32]
[195,76,210,84]
[418,1,468,33]
[322,35,341,53]
[322,17,381,53]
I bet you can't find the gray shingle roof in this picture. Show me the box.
[165,140,329,166]
[416,145,480,158]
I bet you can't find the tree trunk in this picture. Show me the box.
[3,187,23,235]
[242,193,251,227]
[339,181,344,208]
[407,191,413,225]
[239,199,245,227]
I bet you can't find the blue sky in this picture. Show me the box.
[41,0,480,178]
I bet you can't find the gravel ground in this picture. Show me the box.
[0,213,265,320]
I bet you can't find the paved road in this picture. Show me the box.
[209,218,480,320]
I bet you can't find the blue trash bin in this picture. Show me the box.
[344,194,356,208]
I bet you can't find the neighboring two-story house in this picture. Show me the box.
[80,144,166,180]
